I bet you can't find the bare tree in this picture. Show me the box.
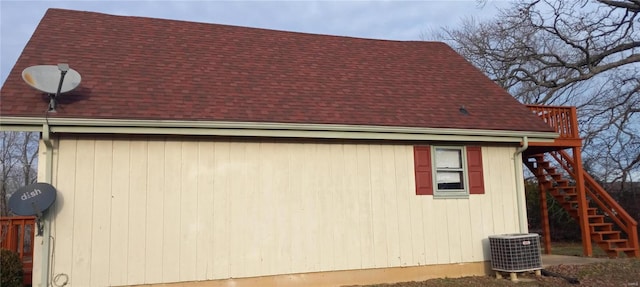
[432,0,640,185]
[0,132,39,216]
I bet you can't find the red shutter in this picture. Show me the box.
[466,146,485,194]
[414,146,433,195]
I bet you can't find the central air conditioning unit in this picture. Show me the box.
[489,233,542,273]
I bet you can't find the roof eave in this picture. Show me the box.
[0,116,558,143]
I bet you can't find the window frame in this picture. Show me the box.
[431,145,469,198]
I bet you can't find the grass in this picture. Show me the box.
[547,241,609,257]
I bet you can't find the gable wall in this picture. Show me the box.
[33,135,523,286]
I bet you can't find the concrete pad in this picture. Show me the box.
[541,254,610,267]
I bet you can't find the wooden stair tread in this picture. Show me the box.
[590,223,612,226]
[602,239,628,243]
[594,230,621,235]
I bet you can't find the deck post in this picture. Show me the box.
[539,183,552,254]
[573,146,592,257]
[534,158,552,254]
[630,224,639,257]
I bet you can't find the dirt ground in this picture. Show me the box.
[353,259,640,287]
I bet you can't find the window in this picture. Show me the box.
[434,147,466,195]
[413,145,484,197]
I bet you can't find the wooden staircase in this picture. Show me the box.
[525,105,639,258]
[525,151,639,258]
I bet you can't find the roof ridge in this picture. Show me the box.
[42,8,446,44]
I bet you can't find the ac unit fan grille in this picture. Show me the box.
[489,233,542,272]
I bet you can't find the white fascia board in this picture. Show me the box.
[0,124,42,132]
[0,117,558,143]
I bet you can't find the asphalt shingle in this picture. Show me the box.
[0,8,554,133]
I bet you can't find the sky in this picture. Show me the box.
[0,0,511,84]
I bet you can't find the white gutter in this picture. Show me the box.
[514,136,529,233]
[0,117,558,143]
[41,122,53,287]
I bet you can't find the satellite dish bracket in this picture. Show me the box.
[47,93,57,113]
[31,201,45,236]
[35,216,45,236]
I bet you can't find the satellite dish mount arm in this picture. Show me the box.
[49,63,69,112]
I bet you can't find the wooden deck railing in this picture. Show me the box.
[527,105,580,140]
[1,216,35,286]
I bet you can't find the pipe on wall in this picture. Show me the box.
[41,122,53,287]
[513,136,529,233]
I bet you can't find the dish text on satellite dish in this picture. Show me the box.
[9,182,57,216]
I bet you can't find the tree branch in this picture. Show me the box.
[597,0,640,12]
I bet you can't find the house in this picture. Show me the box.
[1,8,636,287]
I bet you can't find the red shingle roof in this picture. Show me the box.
[1,8,553,133]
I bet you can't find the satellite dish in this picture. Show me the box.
[22,64,82,112]
[22,65,81,94]
[9,182,57,216]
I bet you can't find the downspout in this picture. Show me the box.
[41,122,53,287]
[514,136,528,233]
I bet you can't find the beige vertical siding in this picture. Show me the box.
[37,136,523,286]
